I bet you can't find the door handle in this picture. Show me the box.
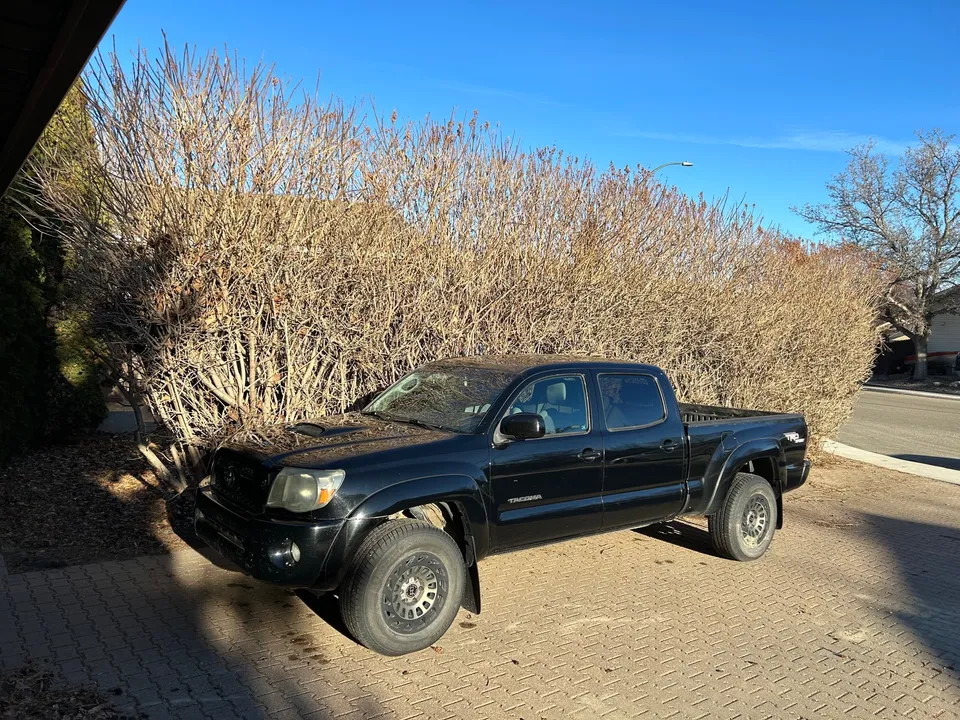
[578,448,602,462]
[660,439,678,453]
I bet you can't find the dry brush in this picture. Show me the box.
[29,43,883,485]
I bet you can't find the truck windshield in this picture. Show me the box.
[363,366,518,433]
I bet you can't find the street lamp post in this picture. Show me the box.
[650,161,694,174]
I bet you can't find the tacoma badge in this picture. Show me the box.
[507,494,543,504]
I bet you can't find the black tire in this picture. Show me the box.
[708,472,777,561]
[339,519,465,656]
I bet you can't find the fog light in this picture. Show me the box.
[269,539,301,568]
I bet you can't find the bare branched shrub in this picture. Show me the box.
[30,43,882,479]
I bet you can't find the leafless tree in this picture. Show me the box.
[797,130,960,380]
[25,42,883,480]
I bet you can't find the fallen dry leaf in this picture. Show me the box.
[0,435,196,574]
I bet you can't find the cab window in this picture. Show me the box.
[506,375,589,435]
[599,374,665,430]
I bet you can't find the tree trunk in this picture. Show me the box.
[913,334,929,381]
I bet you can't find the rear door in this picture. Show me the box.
[595,372,687,529]
[488,372,604,550]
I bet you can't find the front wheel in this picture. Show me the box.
[339,519,465,655]
[708,472,777,561]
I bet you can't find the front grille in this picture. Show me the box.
[211,451,270,513]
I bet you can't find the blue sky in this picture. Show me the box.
[104,0,960,237]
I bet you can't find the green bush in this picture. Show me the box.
[0,196,106,464]
[0,84,108,464]
[48,314,107,434]
[0,204,52,463]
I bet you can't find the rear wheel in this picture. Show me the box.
[708,472,777,561]
[339,519,465,655]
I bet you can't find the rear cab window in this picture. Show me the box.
[598,374,666,430]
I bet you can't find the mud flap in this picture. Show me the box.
[461,561,481,614]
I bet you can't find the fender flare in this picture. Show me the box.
[316,474,489,610]
[702,439,786,517]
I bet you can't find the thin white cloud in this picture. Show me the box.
[430,79,568,108]
[364,60,570,109]
[618,128,908,155]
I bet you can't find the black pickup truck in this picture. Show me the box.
[195,355,809,655]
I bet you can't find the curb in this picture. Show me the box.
[823,440,960,486]
[863,384,960,401]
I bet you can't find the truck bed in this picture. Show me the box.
[679,402,785,424]
[678,402,809,515]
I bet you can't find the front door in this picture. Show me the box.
[596,372,686,529]
[488,373,604,550]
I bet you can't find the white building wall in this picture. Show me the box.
[929,313,960,353]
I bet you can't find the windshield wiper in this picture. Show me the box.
[361,410,398,423]
[398,417,451,432]
[361,410,451,433]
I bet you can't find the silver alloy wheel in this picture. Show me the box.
[381,551,448,634]
[391,565,438,620]
[740,494,770,548]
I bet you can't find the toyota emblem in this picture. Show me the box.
[222,465,236,488]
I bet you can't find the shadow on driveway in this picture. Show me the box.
[635,520,716,556]
[861,513,960,673]
[1,473,388,719]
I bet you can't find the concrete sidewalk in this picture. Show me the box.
[864,384,960,401]
[824,440,960,485]
[97,402,157,435]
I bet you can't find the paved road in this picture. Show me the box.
[2,463,960,720]
[838,388,960,470]
[97,402,156,435]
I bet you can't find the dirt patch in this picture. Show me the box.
[790,456,955,530]
[802,456,938,495]
[0,664,143,719]
[0,435,196,574]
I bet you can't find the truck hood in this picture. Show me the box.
[220,412,454,469]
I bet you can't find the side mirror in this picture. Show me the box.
[499,412,545,440]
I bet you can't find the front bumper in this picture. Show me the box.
[194,487,344,587]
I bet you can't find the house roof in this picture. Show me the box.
[877,283,960,337]
[0,1,125,195]
[935,284,960,308]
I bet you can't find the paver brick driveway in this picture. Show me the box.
[2,461,959,719]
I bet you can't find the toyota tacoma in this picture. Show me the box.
[195,355,810,655]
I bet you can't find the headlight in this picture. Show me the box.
[266,468,345,513]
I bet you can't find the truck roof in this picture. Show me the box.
[423,354,660,376]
